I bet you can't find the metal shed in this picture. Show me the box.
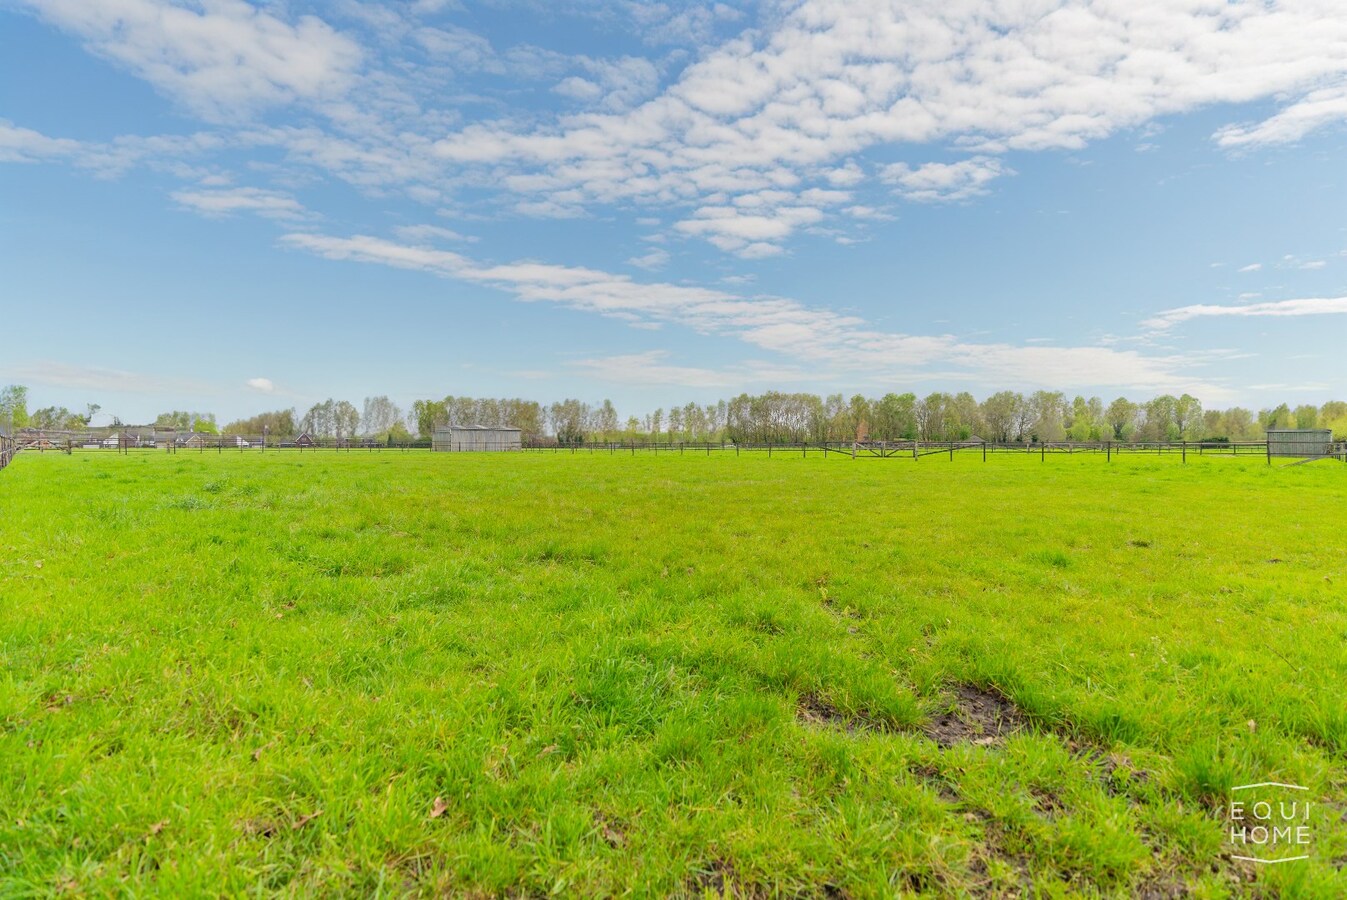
[433,424,523,452]
[1266,429,1332,458]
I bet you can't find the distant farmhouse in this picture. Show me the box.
[433,424,522,452]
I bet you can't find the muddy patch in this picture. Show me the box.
[795,693,896,734]
[685,858,767,898]
[1030,786,1065,821]
[924,684,1026,748]
[966,823,1033,896]
[796,692,850,728]
[593,810,627,850]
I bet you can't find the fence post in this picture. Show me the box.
[1182,441,1186,464]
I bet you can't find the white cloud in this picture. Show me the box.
[553,56,661,111]
[1142,296,1347,332]
[171,186,307,219]
[1215,85,1347,148]
[0,360,210,394]
[1237,263,1262,272]
[17,0,364,121]
[430,0,1347,253]
[881,157,1012,203]
[246,377,275,393]
[570,351,809,388]
[281,230,1226,396]
[627,248,671,270]
[393,224,474,244]
[0,120,83,164]
[0,119,223,177]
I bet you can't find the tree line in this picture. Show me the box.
[3,384,1345,444]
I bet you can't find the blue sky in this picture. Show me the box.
[1,0,1345,425]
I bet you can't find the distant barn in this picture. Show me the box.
[433,424,522,452]
[1266,429,1333,458]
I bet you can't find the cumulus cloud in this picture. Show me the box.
[246,377,275,393]
[627,248,671,270]
[171,186,307,219]
[11,1,1347,260]
[571,351,808,388]
[281,230,1225,395]
[1237,263,1262,272]
[430,0,1347,252]
[553,56,661,111]
[1142,296,1347,333]
[881,157,1012,203]
[16,0,364,121]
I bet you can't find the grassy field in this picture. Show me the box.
[2,449,1345,897]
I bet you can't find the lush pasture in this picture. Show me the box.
[2,450,1345,897]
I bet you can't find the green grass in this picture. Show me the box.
[2,450,1346,897]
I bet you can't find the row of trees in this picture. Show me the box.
[400,391,1346,445]
[0,386,110,433]
[4,384,1345,444]
[223,397,412,441]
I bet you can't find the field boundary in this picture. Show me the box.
[524,438,1347,464]
[7,431,1346,465]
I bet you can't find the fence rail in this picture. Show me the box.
[9,430,432,453]
[521,438,1346,463]
[4,432,1345,466]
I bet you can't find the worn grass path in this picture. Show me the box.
[2,450,1345,896]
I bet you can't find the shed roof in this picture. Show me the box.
[435,424,522,432]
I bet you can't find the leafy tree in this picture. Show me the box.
[1293,404,1319,430]
[334,401,360,439]
[361,396,402,437]
[29,406,84,430]
[1174,394,1203,439]
[223,409,296,437]
[0,385,30,432]
[979,391,1022,442]
[1105,397,1138,439]
[1259,403,1293,432]
[1028,391,1067,442]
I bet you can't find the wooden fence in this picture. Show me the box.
[522,438,1347,464]
[5,431,1345,466]
[9,430,431,453]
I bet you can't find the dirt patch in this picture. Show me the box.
[684,858,768,898]
[1134,880,1189,899]
[237,818,282,839]
[795,693,898,734]
[593,810,627,849]
[1097,753,1153,799]
[796,693,850,729]
[1029,786,1065,820]
[966,824,1033,896]
[924,684,1026,748]
[909,763,961,804]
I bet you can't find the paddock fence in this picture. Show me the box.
[522,438,1347,464]
[9,429,430,454]
[5,429,1346,466]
